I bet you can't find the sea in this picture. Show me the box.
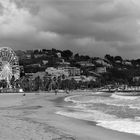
[56,92,140,135]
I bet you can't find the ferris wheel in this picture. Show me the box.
[0,47,20,87]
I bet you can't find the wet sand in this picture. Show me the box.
[0,92,139,140]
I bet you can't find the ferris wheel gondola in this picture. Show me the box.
[0,47,20,87]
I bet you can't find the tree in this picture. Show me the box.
[34,49,39,54]
[70,78,77,90]
[57,76,62,89]
[114,56,123,62]
[42,49,47,53]
[20,77,30,91]
[48,77,58,91]
[34,76,42,91]
[10,75,15,89]
[104,54,114,63]
[61,50,73,60]
[74,53,80,61]
[44,77,51,91]
[0,80,7,89]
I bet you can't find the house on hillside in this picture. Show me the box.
[133,76,140,82]
[15,50,26,60]
[96,58,112,68]
[45,67,69,78]
[71,75,97,82]
[42,60,48,65]
[25,50,33,59]
[27,63,41,68]
[88,71,101,77]
[26,53,32,59]
[57,52,61,58]
[123,60,132,66]
[58,59,70,67]
[32,72,46,80]
[77,61,95,67]
[58,67,81,76]
[96,66,107,74]
[34,54,45,58]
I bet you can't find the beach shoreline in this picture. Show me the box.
[0,92,139,140]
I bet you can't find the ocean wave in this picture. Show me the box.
[60,94,140,135]
[128,105,140,110]
[97,119,140,135]
[111,94,140,100]
[65,95,112,104]
[56,110,140,135]
[64,95,82,103]
[56,109,117,122]
[65,95,140,111]
[65,94,139,105]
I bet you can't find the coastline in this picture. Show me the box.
[0,92,139,139]
[51,93,140,140]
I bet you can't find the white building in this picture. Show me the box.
[96,67,107,74]
[77,61,95,67]
[57,52,61,58]
[45,67,69,77]
[133,76,140,82]
[42,60,48,65]
[72,75,96,82]
[96,59,112,68]
[123,60,132,66]
[59,67,81,76]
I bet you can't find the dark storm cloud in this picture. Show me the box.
[0,0,140,58]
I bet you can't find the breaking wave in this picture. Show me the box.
[57,93,140,135]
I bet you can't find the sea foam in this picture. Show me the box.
[60,94,140,135]
[111,94,139,100]
[97,119,140,135]
[56,110,140,135]
[65,94,140,110]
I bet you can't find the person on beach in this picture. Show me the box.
[66,89,69,94]
[55,89,58,95]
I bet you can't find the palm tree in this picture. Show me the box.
[10,75,15,89]
[48,77,58,91]
[34,76,42,91]
[20,76,30,92]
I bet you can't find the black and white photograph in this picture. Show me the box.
[0,0,140,139]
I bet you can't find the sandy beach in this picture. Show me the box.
[0,92,139,140]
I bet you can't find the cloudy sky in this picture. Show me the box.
[0,0,140,58]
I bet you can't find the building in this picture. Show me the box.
[96,66,107,74]
[115,60,122,64]
[57,52,61,58]
[83,76,97,82]
[72,75,97,82]
[57,59,70,67]
[42,60,48,65]
[25,50,33,59]
[26,54,32,59]
[31,72,46,80]
[26,63,41,68]
[45,67,69,78]
[59,67,81,76]
[20,66,24,73]
[77,61,95,67]
[123,60,132,66]
[34,54,46,58]
[133,76,140,82]
[15,50,26,60]
[96,58,112,68]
